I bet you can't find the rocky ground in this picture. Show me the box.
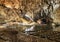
[0,0,60,42]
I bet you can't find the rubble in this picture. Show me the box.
[0,0,60,42]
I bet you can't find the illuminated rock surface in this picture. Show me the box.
[0,0,60,42]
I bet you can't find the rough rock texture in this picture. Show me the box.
[0,0,60,42]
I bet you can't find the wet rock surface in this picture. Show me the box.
[0,28,60,42]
